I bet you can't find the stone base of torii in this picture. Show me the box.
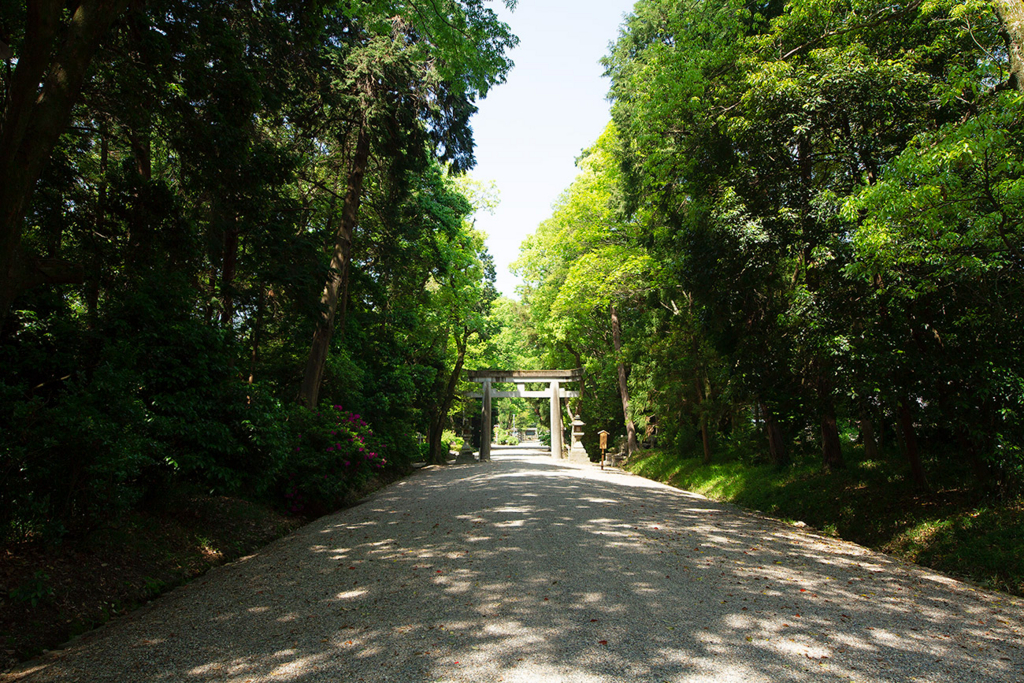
[467,369,582,461]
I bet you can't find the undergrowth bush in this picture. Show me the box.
[277,404,388,516]
[0,284,417,541]
[493,426,519,445]
[0,364,162,543]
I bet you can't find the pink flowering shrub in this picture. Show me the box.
[279,404,388,516]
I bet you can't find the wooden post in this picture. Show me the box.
[550,380,562,459]
[480,379,492,461]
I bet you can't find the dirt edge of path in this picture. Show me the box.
[1,465,420,672]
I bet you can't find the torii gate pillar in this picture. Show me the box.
[549,380,563,459]
[480,379,492,461]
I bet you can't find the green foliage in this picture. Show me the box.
[888,505,1024,595]
[1,363,159,542]
[564,0,1024,482]
[276,405,388,517]
[142,576,167,598]
[1,0,516,540]
[492,425,519,446]
[505,0,1024,592]
[441,429,461,452]
[511,124,657,449]
[8,571,55,608]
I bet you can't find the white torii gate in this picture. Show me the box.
[467,369,582,461]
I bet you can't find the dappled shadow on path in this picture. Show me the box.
[7,453,1024,682]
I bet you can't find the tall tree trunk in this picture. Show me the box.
[695,370,711,464]
[130,127,151,181]
[564,340,586,416]
[298,126,371,408]
[875,410,886,452]
[124,126,153,271]
[87,119,109,328]
[817,377,844,470]
[934,378,990,486]
[820,410,844,471]
[0,0,129,330]
[898,399,929,489]
[205,270,218,325]
[219,222,239,328]
[699,413,711,465]
[894,413,907,459]
[610,303,638,457]
[956,427,991,488]
[248,288,265,386]
[859,408,880,461]
[996,0,1024,92]
[760,400,789,467]
[427,330,468,465]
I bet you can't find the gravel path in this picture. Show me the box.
[5,446,1023,682]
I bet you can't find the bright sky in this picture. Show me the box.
[470,0,637,298]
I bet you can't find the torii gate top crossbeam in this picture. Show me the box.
[468,369,582,383]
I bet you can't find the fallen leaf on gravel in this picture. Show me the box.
[598,640,608,645]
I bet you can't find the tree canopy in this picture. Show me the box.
[0,0,515,538]
[511,0,1024,494]
[5,0,1024,560]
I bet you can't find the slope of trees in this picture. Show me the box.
[515,0,1024,497]
[0,0,515,540]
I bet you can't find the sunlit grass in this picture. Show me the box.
[886,504,1024,595]
[626,448,1024,596]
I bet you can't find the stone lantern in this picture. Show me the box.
[568,415,589,463]
[455,422,477,464]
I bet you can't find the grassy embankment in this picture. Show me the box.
[626,448,1024,597]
